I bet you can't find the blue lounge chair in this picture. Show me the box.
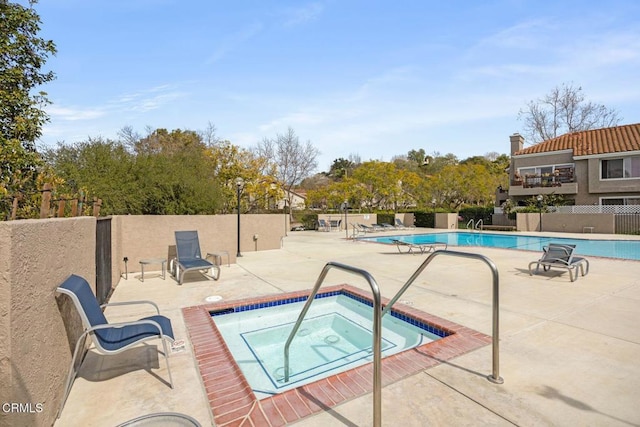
[528,243,589,282]
[56,274,175,417]
[173,230,220,285]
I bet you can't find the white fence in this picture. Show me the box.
[551,205,640,214]
[495,205,640,214]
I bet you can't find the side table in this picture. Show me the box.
[139,258,167,282]
[206,250,230,267]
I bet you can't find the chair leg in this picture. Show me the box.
[161,338,174,389]
[210,265,220,281]
[57,332,88,418]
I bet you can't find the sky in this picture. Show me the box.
[31,0,640,172]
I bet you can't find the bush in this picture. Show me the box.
[293,211,318,230]
[413,210,435,228]
[458,206,494,225]
[376,212,395,226]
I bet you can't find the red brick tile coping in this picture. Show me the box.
[182,284,491,426]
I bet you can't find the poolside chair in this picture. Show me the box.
[357,223,377,233]
[317,219,330,232]
[56,274,175,418]
[391,239,448,254]
[395,218,415,228]
[528,243,590,282]
[173,230,220,285]
[381,223,396,230]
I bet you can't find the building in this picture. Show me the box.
[508,123,640,206]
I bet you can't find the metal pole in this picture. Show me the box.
[381,250,504,384]
[236,183,242,257]
[284,200,288,237]
[284,262,382,426]
[343,201,348,239]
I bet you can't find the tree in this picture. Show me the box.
[205,140,272,214]
[518,82,622,144]
[254,127,320,216]
[0,0,56,218]
[327,157,356,179]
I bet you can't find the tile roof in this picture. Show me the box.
[515,123,640,157]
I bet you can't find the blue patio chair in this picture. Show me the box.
[56,274,175,417]
[173,230,220,285]
[528,243,589,282]
[317,219,330,232]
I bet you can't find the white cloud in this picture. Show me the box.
[280,2,325,27]
[47,106,106,121]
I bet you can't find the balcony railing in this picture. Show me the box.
[511,168,575,189]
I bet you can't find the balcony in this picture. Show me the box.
[509,168,578,196]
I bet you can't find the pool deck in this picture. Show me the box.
[55,229,640,427]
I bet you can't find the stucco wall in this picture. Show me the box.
[435,213,458,229]
[0,217,95,427]
[112,215,286,277]
[516,213,614,233]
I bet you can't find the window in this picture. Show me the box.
[602,197,640,205]
[601,156,640,179]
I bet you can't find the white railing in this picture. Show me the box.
[551,205,640,214]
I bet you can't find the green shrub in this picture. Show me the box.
[293,211,318,230]
[413,210,435,228]
[458,206,494,225]
[376,212,395,226]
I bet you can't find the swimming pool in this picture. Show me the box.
[363,232,640,260]
[211,291,443,398]
[183,284,490,425]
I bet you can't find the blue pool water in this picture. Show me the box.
[364,232,640,260]
[211,292,443,398]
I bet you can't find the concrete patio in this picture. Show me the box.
[54,229,640,427]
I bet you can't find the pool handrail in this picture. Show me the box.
[380,249,504,385]
[466,218,474,229]
[476,219,484,230]
[283,261,382,427]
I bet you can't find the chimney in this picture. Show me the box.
[510,133,524,155]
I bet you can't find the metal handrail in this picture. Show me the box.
[381,250,504,384]
[283,261,383,427]
[466,219,474,229]
[476,219,484,230]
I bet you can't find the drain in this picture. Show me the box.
[297,328,311,336]
[205,295,223,303]
[324,335,340,344]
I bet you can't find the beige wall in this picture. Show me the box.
[0,217,95,427]
[0,214,285,427]
[112,215,286,277]
[517,212,615,233]
[435,213,457,229]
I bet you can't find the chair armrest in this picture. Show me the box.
[101,300,161,314]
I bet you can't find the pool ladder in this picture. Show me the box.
[467,218,483,231]
[283,251,503,427]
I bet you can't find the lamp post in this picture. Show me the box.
[236,177,244,257]
[431,198,436,228]
[283,198,288,237]
[536,194,543,232]
[342,200,349,239]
